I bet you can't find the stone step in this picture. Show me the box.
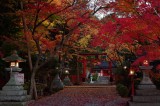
[136,89,160,96]
[0,95,31,102]
[96,81,109,84]
[97,76,109,81]
[128,101,160,106]
[132,95,160,102]
[2,85,24,91]
[98,79,108,81]
[98,77,108,80]
[0,101,27,106]
[96,76,109,84]
[138,84,156,89]
[98,76,109,80]
[0,90,27,96]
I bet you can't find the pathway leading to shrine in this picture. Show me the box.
[28,85,129,106]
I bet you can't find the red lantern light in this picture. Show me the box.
[143,60,149,66]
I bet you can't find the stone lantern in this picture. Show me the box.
[63,67,73,86]
[138,60,156,89]
[3,50,26,72]
[0,50,31,106]
[129,59,160,106]
[51,67,64,90]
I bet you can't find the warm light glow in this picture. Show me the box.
[97,62,101,65]
[10,62,16,67]
[129,69,135,75]
[123,66,127,69]
[56,67,59,70]
[65,70,69,74]
[143,60,148,65]
[16,62,19,67]
[100,70,103,76]
[10,62,19,67]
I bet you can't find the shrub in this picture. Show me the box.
[134,78,141,89]
[92,73,98,81]
[152,77,160,89]
[116,83,129,97]
[150,72,160,89]
[114,66,130,87]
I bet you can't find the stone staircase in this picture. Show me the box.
[96,76,110,84]
[128,88,160,106]
[0,72,31,106]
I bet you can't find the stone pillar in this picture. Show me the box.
[129,65,160,106]
[0,67,31,106]
[138,66,156,89]
[52,74,64,90]
[63,76,73,86]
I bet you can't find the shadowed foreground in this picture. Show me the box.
[28,85,129,106]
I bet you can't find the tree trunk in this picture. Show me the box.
[29,70,38,99]
[21,1,36,98]
[76,57,80,84]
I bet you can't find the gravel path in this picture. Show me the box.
[28,85,129,106]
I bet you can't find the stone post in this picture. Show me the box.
[129,64,160,106]
[138,66,156,89]
[0,50,31,106]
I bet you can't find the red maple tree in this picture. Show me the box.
[91,0,160,68]
[18,0,112,99]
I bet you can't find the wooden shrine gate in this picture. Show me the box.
[78,53,114,82]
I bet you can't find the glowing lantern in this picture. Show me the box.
[2,50,26,69]
[143,60,149,66]
[129,69,135,76]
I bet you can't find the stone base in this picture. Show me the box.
[52,74,64,89]
[0,95,31,102]
[63,76,73,86]
[0,101,27,106]
[136,89,160,96]
[129,66,160,106]
[96,76,110,84]
[138,84,156,89]
[0,69,31,106]
[0,84,31,102]
[0,90,27,96]
[128,101,160,106]
[2,85,24,91]
[132,95,160,102]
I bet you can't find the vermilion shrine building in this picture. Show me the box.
[75,53,116,83]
